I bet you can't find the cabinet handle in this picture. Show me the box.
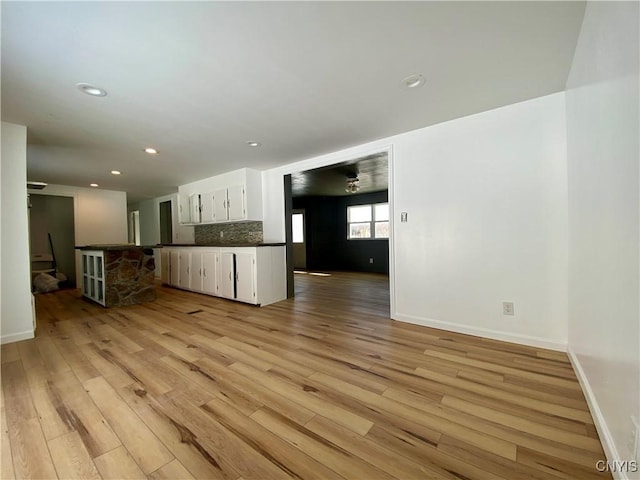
[203,268,206,277]
[187,266,190,274]
[236,272,239,281]
[229,272,232,280]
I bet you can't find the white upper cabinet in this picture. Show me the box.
[213,188,229,222]
[178,192,191,224]
[227,185,246,221]
[214,185,246,222]
[189,193,201,224]
[178,168,262,225]
[200,192,215,223]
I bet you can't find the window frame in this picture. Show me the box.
[347,202,389,240]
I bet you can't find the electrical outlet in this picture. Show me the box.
[369,258,374,264]
[630,416,639,461]
[220,231,224,238]
[503,302,514,315]
[401,212,408,222]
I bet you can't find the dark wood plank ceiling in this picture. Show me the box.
[291,153,388,197]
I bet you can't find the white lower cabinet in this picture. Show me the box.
[188,250,219,294]
[219,252,235,299]
[160,250,170,284]
[234,252,255,303]
[178,250,191,289]
[170,250,180,285]
[202,251,219,295]
[219,250,256,303]
[190,252,203,292]
[162,246,285,306]
[168,249,192,289]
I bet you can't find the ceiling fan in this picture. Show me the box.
[345,173,360,194]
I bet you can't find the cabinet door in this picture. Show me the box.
[213,188,228,222]
[227,185,246,221]
[179,251,191,289]
[200,192,215,223]
[178,194,191,224]
[220,252,235,299]
[170,251,180,285]
[202,251,218,295]
[82,251,105,306]
[96,254,105,305]
[235,252,255,303]
[190,252,203,292]
[160,250,170,284]
[189,194,201,224]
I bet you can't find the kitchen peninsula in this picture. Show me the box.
[76,244,157,307]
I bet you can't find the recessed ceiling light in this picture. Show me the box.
[247,141,261,147]
[400,73,426,89]
[90,183,99,187]
[144,147,158,155]
[111,170,121,175]
[76,83,107,97]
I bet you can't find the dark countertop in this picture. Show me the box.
[75,244,158,251]
[161,243,286,248]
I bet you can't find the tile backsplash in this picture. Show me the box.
[194,221,263,244]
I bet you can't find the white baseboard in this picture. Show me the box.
[567,347,633,480]
[392,312,567,352]
[1,329,35,345]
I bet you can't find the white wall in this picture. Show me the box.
[132,193,195,277]
[565,1,639,473]
[1,122,35,344]
[29,184,129,285]
[263,92,569,350]
[179,168,250,196]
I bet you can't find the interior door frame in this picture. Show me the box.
[283,144,394,310]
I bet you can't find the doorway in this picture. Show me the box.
[284,150,391,316]
[129,211,141,245]
[159,200,173,244]
[28,194,76,287]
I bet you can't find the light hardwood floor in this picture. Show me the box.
[1,271,610,479]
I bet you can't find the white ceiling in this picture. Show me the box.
[1,1,586,204]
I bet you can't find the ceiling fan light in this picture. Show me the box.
[345,177,360,193]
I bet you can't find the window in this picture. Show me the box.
[347,203,389,239]
[292,213,304,243]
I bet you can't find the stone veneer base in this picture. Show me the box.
[103,249,156,307]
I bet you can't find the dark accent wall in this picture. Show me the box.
[293,191,389,274]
